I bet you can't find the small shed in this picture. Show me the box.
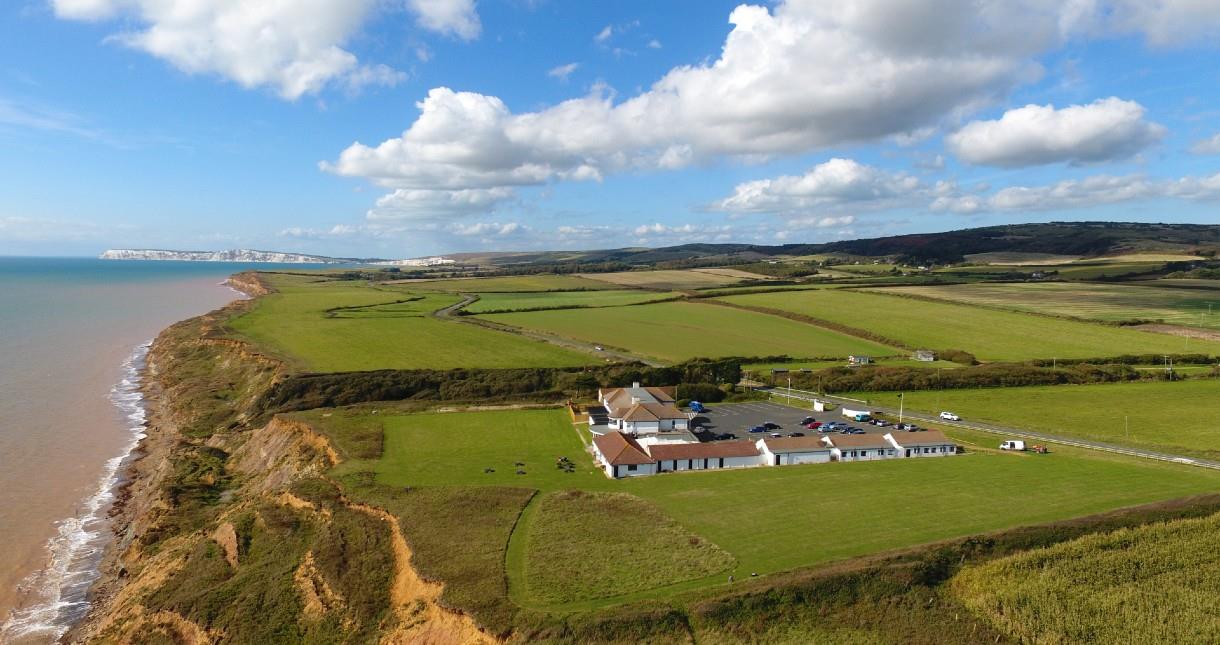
[848,355,872,366]
[912,349,936,362]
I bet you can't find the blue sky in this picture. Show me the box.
[1,0,1219,258]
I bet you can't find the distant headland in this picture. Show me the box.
[99,248,456,266]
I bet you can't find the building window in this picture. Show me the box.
[627,464,638,471]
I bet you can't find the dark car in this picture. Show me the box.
[801,417,815,425]
[850,428,867,435]
[763,422,781,430]
[788,431,805,437]
[718,433,737,440]
[748,425,767,433]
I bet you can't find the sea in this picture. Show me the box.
[0,257,324,643]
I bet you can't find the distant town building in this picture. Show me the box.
[848,355,872,366]
[913,350,936,362]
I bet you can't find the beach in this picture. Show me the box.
[0,258,263,642]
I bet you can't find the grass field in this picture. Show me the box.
[848,380,1220,459]
[463,289,679,313]
[521,491,734,604]
[309,405,1220,611]
[389,274,613,292]
[718,288,1220,360]
[882,282,1220,330]
[227,274,593,371]
[578,269,759,290]
[482,301,899,362]
[952,512,1220,644]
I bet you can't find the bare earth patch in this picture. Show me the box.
[1136,323,1220,342]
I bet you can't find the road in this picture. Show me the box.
[756,385,1220,471]
[431,293,666,367]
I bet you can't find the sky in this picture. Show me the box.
[1,0,1219,259]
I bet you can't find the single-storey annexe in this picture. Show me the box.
[756,436,834,466]
[591,431,657,478]
[887,430,958,458]
[648,441,764,472]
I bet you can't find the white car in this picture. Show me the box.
[939,411,960,421]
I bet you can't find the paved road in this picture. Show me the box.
[757,385,1220,471]
[431,292,666,366]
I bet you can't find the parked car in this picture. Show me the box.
[748,425,767,433]
[690,401,706,413]
[1000,440,1026,451]
[871,419,889,427]
[717,432,737,440]
[769,432,783,438]
[763,422,781,429]
[801,417,815,425]
[805,421,823,429]
[849,428,866,435]
[939,411,960,421]
[788,432,805,437]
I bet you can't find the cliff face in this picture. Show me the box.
[72,274,491,644]
[99,249,356,264]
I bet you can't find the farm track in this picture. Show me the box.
[432,293,666,367]
[760,386,1220,471]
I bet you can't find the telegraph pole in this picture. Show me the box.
[898,392,904,424]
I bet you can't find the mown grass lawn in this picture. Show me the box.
[310,406,1220,609]
[226,274,593,371]
[464,289,680,313]
[482,301,900,362]
[719,288,1220,360]
[847,380,1220,459]
[887,282,1220,330]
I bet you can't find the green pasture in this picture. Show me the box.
[391,274,613,292]
[482,301,899,362]
[885,282,1220,330]
[718,288,1220,360]
[226,274,592,371]
[464,289,679,313]
[848,380,1220,459]
[308,406,1220,610]
[579,269,753,290]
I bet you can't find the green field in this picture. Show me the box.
[719,288,1220,360]
[227,274,593,371]
[391,274,613,292]
[463,289,679,313]
[848,380,1220,459]
[952,512,1220,644]
[482,300,899,362]
[888,282,1220,330]
[579,269,755,290]
[308,406,1220,611]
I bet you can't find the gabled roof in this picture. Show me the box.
[824,433,892,450]
[648,441,761,461]
[888,430,955,447]
[760,436,834,453]
[600,385,677,416]
[593,432,655,466]
[621,402,689,422]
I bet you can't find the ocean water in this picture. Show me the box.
[0,258,317,642]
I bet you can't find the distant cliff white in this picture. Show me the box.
[99,249,357,264]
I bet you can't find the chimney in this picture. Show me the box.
[632,381,640,388]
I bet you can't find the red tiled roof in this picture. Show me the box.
[824,433,892,449]
[647,441,761,461]
[887,430,955,447]
[761,436,834,453]
[593,432,655,466]
[621,402,689,421]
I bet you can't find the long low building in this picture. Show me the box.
[593,429,959,478]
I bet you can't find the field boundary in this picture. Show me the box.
[698,298,911,352]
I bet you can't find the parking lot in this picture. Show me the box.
[691,400,898,442]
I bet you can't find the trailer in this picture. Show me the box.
[841,408,872,422]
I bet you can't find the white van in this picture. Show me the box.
[999,440,1026,451]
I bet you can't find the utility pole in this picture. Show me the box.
[787,375,792,405]
[898,392,904,424]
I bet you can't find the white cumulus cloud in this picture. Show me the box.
[547,62,579,81]
[407,0,481,40]
[947,98,1166,167]
[931,171,1220,213]
[714,158,920,215]
[1191,133,1220,155]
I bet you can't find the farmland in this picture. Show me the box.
[952,512,1220,644]
[463,289,679,313]
[389,274,613,292]
[226,274,593,371]
[882,282,1220,330]
[848,380,1220,459]
[578,269,765,290]
[718,288,1220,360]
[482,300,899,362]
[302,405,1220,612]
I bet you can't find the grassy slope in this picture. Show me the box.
[226,274,593,371]
[465,289,679,313]
[719,288,1220,360]
[847,380,1220,459]
[522,491,735,605]
[887,282,1220,330]
[952,512,1220,644]
[579,270,752,290]
[314,406,1220,609]
[482,301,899,363]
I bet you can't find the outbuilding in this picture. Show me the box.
[823,433,896,462]
[591,431,657,478]
[648,441,764,472]
[886,430,957,458]
[756,436,834,466]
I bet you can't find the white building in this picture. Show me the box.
[887,430,957,458]
[591,431,657,478]
[592,383,695,445]
[756,436,834,466]
[649,441,765,472]
[822,434,897,462]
